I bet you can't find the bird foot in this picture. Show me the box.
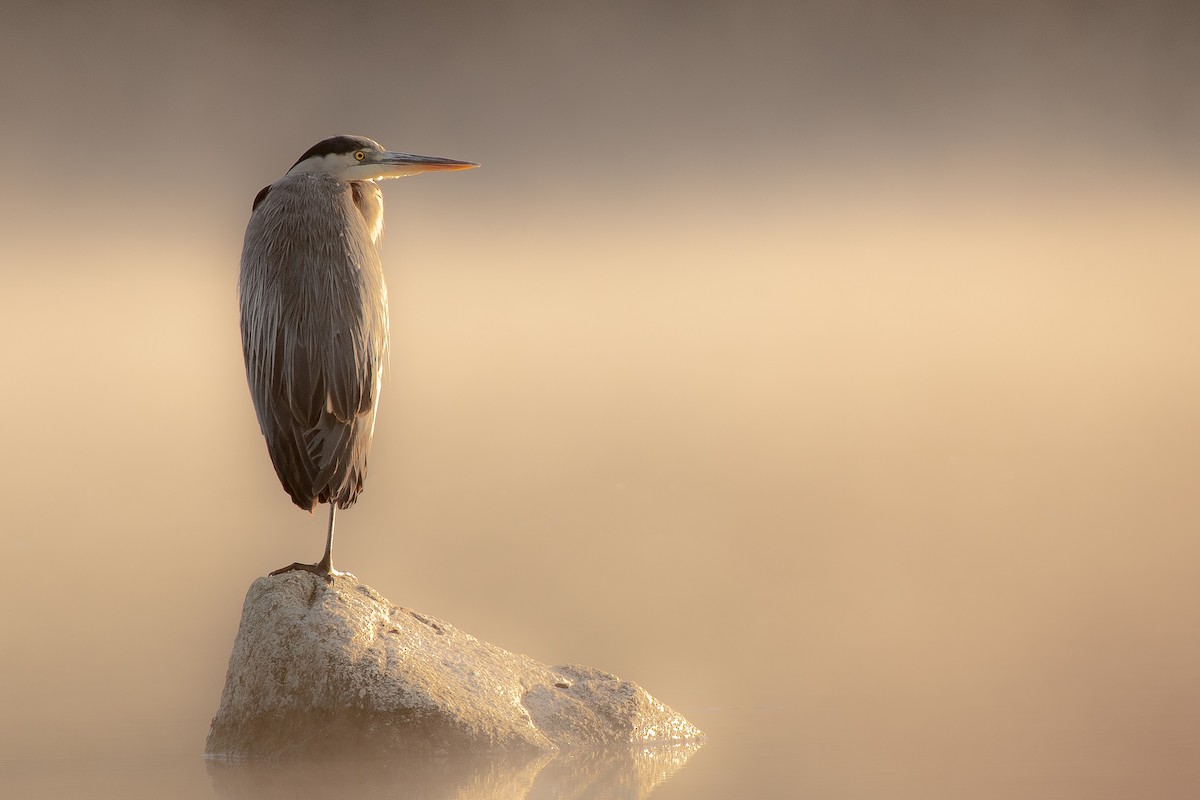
[269,561,341,584]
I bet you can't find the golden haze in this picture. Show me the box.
[0,4,1197,787]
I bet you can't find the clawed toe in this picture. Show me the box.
[269,562,338,583]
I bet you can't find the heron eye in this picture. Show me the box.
[354,151,366,161]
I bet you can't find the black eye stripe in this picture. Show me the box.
[289,135,381,170]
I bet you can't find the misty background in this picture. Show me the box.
[2,0,1199,793]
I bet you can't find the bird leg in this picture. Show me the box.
[270,504,341,583]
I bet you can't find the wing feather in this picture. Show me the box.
[239,172,388,511]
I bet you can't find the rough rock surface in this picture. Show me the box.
[205,572,704,760]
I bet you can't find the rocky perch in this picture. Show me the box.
[205,572,704,759]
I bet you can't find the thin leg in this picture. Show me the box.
[270,503,341,582]
[316,504,336,573]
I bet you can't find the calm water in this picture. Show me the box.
[3,3,1199,798]
[4,706,1200,799]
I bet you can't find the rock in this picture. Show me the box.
[205,572,704,760]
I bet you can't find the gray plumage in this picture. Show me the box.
[240,171,387,511]
[238,135,476,577]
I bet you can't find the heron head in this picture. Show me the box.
[285,135,478,181]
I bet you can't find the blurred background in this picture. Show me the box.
[1,0,1199,794]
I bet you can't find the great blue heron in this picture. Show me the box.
[239,134,477,580]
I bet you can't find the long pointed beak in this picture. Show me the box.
[372,151,479,178]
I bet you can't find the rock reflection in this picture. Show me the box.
[531,743,705,797]
[206,741,702,800]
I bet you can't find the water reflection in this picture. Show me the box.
[206,742,702,800]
